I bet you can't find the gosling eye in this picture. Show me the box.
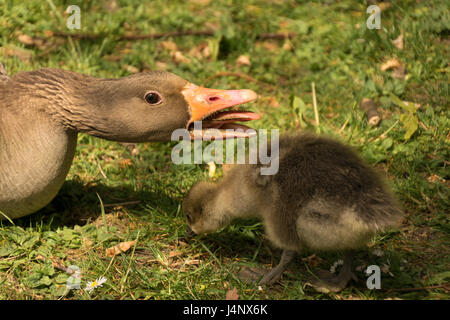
[144,91,163,105]
[186,213,192,223]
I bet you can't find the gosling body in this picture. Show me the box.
[183,132,403,292]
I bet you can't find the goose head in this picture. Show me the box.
[16,69,260,142]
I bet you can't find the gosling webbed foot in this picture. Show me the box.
[305,270,357,293]
[305,251,356,293]
[258,267,284,285]
[257,250,296,286]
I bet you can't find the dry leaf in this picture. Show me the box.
[118,158,133,168]
[261,41,278,52]
[104,0,119,12]
[205,21,220,31]
[392,34,404,50]
[160,40,177,52]
[427,174,445,183]
[18,34,34,45]
[123,65,139,73]
[43,30,54,37]
[190,0,211,5]
[0,45,33,62]
[282,40,292,51]
[380,57,401,71]
[225,287,239,300]
[104,54,122,62]
[379,2,392,11]
[268,96,280,108]
[169,250,183,258]
[105,240,136,257]
[201,45,211,58]
[155,61,168,70]
[172,51,191,64]
[236,55,251,66]
[402,101,421,110]
[301,254,326,268]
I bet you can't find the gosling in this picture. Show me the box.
[182,132,404,293]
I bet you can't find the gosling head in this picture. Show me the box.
[182,181,230,236]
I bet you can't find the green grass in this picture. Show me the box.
[0,0,449,299]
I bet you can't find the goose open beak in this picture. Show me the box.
[181,83,260,139]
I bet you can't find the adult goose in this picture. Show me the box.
[0,64,259,219]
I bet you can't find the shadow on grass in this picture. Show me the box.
[12,179,178,229]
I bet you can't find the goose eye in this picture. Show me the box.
[144,92,162,105]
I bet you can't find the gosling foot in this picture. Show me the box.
[305,251,356,293]
[305,270,357,293]
[258,250,296,285]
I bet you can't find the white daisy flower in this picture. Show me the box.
[85,276,107,292]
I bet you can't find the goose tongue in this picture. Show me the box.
[181,83,260,139]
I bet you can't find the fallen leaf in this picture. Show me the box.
[190,0,211,5]
[205,21,220,31]
[105,240,136,257]
[427,174,445,183]
[282,40,292,51]
[118,158,133,168]
[169,250,183,258]
[18,34,34,45]
[267,96,280,108]
[104,54,122,62]
[104,0,119,12]
[155,61,168,70]
[392,34,404,50]
[0,45,33,62]
[123,65,139,74]
[380,57,401,71]
[172,51,191,64]
[236,55,251,66]
[301,254,326,268]
[379,2,392,11]
[201,45,211,58]
[226,287,239,300]
[160,40,177,52]
[43,30,54,37]
[261,41,278,52]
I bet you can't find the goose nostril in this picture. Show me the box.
[207,96,221,103]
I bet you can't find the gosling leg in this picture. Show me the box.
[306,251,357,293]
[259,250,296,285]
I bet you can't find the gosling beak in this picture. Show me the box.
[185,225,196,238]
[181,83,260,139]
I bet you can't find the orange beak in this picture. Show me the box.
[181,83,259,127]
